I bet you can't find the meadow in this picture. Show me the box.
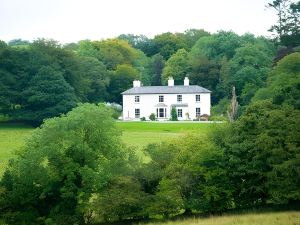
[136,211,300,225]
[0,121,217,176]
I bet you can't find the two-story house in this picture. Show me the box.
[122,77,211,121]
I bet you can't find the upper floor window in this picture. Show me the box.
[196,94,201,102]
[135,108,140,118]
[135,96,140,103]
[177,95,182,102]
[159,95,164,102]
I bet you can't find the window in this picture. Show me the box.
[156,108,166,118]
[159,95,164,102]
[196,108,201,117]
[177,109,182,118]
[135,96,140,103]
[196,94,200,102]
[177,95,182,102]
[135,108,140,118]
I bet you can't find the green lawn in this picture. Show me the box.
[0,121,219,176]
[136,211,300,225]
[118,121,216,147]
[0,123,34,176]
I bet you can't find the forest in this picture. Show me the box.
[0,0,299,224]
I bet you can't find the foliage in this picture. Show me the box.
[21,66,77,125]
[149,113,156,121]
[108,64,139,103]
[170,107,178,121]
[150,54,165,85]
[253,52,300,109]
[0,104,128,224]
[267,0,300,46]
[162,49,190,84]
[93,39,139,70]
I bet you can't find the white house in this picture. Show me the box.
[122,77,211,121]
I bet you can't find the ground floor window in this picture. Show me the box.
[156,108,166,118]
[196,107,201,117]
[135,108,140,118]
[177,109,182,118]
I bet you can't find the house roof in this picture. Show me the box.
[122,85,211,95]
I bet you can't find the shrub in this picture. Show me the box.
[149,113,156,121]
[170,107,178,121]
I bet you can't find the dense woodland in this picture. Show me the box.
[0,0,299,224]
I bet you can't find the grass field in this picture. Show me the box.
[117,121,216,147]
[137,211,300,225]
[0,121,218,176]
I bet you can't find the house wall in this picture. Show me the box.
[122,93,211,121]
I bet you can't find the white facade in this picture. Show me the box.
[122,77,211,121]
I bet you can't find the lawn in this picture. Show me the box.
[0,123,34,176]
[0,121,219,176]
[117,121,216,147]
[136,211,300,225]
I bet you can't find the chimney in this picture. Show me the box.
[133,80,141,87]
[168,77,174,86]
[184,77,189,86]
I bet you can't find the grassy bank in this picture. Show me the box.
[136,211,300,225]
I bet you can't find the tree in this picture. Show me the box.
[0,104,129,224]
[20,66,77,125]
[93,39,139,70]
[253,52,300,109]
[150,53,165,85]
[118,34,157,56]
[228,42,274,105]
[268,0,300,46]
[77,57,110,103]
[153,32,188,60]
[108,64,139,103]
[162,49,190,84]
[170,107,178,121]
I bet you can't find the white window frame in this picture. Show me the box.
[156,108,166,118]
[196,107,201,117]
[196,94,201,102]
[135,95,140,103]
[177,109,183,118]
[177,95,182,102]
[159,95,164,102]
[135,108,140,118]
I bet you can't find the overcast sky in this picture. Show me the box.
[0,0,277,44]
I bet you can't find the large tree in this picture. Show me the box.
[0,104,130,224]
[268,0,300,46]
[20,66,77,125]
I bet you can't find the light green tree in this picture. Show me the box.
[162,49,190,84]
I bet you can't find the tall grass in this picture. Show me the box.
[136,211,300,225]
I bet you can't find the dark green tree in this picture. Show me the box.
[21,66,77,125]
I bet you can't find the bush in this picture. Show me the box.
[149,113,156,121]
[170,107,178,121]
[140,117,146,121]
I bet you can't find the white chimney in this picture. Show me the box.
[133,80,141,87]
[168,77,174,86]
[184,77,189,86]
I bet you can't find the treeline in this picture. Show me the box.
[0,52,299,224]
[0,29,277,124]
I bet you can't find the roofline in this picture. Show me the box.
[122,91,211,95]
